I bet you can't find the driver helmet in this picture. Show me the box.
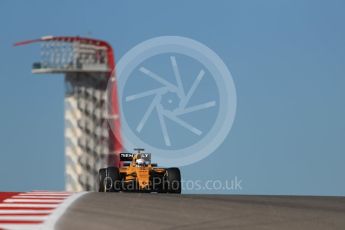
[136,158,145,167]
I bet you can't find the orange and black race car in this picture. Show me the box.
[98,149,181,193]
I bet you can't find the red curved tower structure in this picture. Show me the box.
[15,36,122,191]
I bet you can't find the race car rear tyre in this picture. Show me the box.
[165,168,181,194]
[98,167,121,192]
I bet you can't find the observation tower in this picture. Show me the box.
[16,36,122,191]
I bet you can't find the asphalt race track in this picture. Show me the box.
[56,193,345,230]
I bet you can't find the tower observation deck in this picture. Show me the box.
[15,36,122,191]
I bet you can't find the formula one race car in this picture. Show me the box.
[98,149,181,193]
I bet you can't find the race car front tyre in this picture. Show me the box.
[98,167,121,192]
[165,168,181,194]
[98,168,106,192]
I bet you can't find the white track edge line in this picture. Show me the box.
[18,193,70,196]
[0,224,40,230]
[4,199,63,203]
[0,204,58,208]
[0,216,48,221]
[12,196,66,199]
[0,210,52,214]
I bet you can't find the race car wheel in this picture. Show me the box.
[98,167,121,192]
[165,168,181,194]
[98,168,106,192]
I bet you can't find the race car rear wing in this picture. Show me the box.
[120,152,153,165]
[120,152,152,161]
[120,153,133,161]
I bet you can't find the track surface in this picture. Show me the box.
[56,193,345,230]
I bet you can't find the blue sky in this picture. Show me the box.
[0,0,344,195]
